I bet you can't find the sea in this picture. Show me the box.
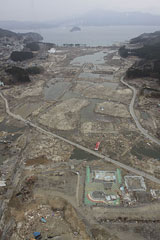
[14,25,160,46]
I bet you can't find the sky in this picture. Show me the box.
[0,0,160,21]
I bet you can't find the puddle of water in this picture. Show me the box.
[79,72,101,79]
[62,90,82,100]
[80,98,104,122]
[83,81,118,89]
[131,144,160,161]
[70,51,107,66]
[70,148,98,161]
[44,80,71,100]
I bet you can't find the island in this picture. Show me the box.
[70,26,81,32]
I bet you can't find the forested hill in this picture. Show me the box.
[119,31,160,60]
[0,28,43,41]
[119,31,160,80]
[0,28,17,38]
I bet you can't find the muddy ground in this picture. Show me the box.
[0,46,160,239]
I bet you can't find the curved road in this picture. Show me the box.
[1,91,160,184]
[120,76,160,146]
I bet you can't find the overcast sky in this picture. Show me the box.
[0,0,160,21]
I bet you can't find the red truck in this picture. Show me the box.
[95,141,100,151]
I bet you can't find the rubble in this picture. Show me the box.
[0,181,6,187]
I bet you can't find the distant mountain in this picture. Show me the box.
[1,10,160,30]
[61,10,160,27]
[0,28,43,41]
[0,20,58,30]
[70,10,160,26]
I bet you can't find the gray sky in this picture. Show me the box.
[0,0,160,21]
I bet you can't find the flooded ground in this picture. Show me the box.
[70,50,108,65]
[131,143,160,161]
[70,148,98,161]
[0,120,25,133]
[43,50,119,125]
[44,79,71,100]
[79,72,114,82]
[80,98,104,122]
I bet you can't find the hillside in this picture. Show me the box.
[118,31,160,80]
[0,28,43,41]
[119,31,160,59]
[130,31,160,46]
[0,28,17,38]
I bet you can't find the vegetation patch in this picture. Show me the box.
[26,66,43,75]
[10,51,33,62]
[26,42,40,51]
[5,66,30,83]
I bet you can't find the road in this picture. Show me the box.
[120,76,160,146]
[74,171,80,207]
[1,91,160,184]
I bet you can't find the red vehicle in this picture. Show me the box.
[95,141,100,151]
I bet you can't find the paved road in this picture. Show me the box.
[120,76,160,146]
[1,91,160,184]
